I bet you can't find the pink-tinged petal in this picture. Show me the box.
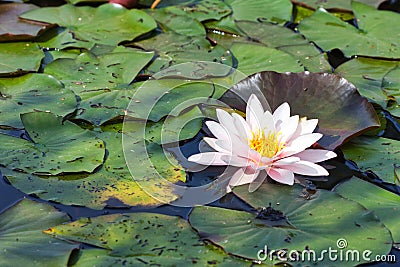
[229,168,259,187]
[205,121,229,141]
[273,102,290,127]
[278,133,323,158]
[268,168,294,185]
[203,137,230,153]
[232,113,252,141]
[221,155,252,167]
[294,149,337,163]
[246,94,265,132]
[289,118,318,142]
[278,115,299,143]
[276,160,329,176]
[188,152,229,166]
[248,170,269,192]
[215,137,261,163]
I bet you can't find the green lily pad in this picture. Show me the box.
[231,43,303,75]
[229,0,292,23]
[382,66,400,117]
[0,42,43,75]
[161,0,231,22]
[0,3,50,42]
[20,3,157,47]
[298,1,400,58]
[146,9,206,36]
[44,212,250,266]
[3,123,185,209]
[190,184,392,266]
[145,105,203,144]
[36,27,94,50]
[335,178,400,243]
[0,112,105,175]
[0,73,76,129]
[132,32,232,74]
[235,20,331,73]
[44,48,154,125]
[220,71,380,150]
[292,0,386,11]
[0,199,78,267]
[341,136,400,184]
[335,57,398,107]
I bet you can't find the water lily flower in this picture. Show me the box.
[188,94,336,192]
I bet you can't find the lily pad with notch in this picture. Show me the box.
[189,183,392,266]
[0,42,43,76]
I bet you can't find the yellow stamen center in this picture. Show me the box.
[249,131,285,158]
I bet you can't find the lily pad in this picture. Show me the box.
[146,9,206,36]
[0,3,50,41]
[229,0,292,23]
[298,2,400,58]
[131,32,232,74]
[0,199,78,266]
[335,57,398,107]
[0,112,105,175]
[3,123,185,209]
[189,184,392,266]
[0,42,43,75]
[291,0,386,11]
[44,213,250,266]
[235,20,331,73]
[335,178,400,243]
[220,71,380,150]
[341,136,400,184]
[0,73,76,129]
[20,3,157,47]
[44,48,154,125]
[230,43,304,75]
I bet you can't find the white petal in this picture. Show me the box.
[261,110,275,133]
[188,152,229,166]
[216,109,237,134]
[232,113,252,141]
[290,118,318,142]
[267,168,294,185]
[278,115,299,143]
[276,160,329,176]
[273,102,290,127]
[215,138,261,162]
[294,149,337,163]
[274,156,300,165]
[203,137,230,153]
[246,94,265,132]
[229,168,259,187]
[278,133,323,158]
[221,155,252,167]
[205,121,229,141]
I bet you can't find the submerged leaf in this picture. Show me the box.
[190,184,392,266]
[0,199,78,266]
[220,71,380,150]
[0,112,105,175]
[341,136,400,184]
[0,73,76,129]
[335,178,400,243]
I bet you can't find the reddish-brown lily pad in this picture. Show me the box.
[220,71,380,149]
[0,3,51,42]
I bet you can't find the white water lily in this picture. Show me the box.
[188,94,336,192]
